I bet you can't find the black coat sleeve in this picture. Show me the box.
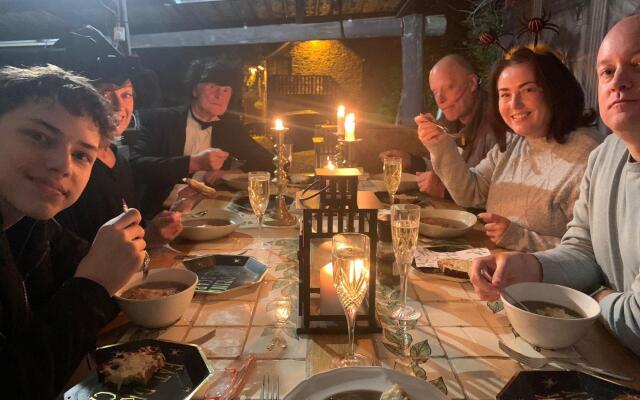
[129,107,191,187]
[216,115,273,172]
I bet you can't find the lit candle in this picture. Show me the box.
[274,118,285,130]
[327,159,335,171]
[320,263,343,315]
[337,105,345,136]
[344,113,355,141]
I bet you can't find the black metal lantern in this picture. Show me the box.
[296,167,382,334]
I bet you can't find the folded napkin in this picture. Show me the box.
[414,245,491,277]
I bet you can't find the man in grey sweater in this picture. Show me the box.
[469,14,640,356]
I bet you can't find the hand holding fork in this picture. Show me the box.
[122,199,150,280]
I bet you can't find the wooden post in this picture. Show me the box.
[396,14,424,127]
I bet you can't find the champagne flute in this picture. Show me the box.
[332,233,372,368]
[248,171,271,244]
[390,204,421,321]
[383,157,402,206]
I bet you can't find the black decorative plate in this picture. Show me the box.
[498,370,640,400]
[62,339,211,400]
[182,255,268,294]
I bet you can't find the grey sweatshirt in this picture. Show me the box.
[427,128,601,251]
[535,134,640,356]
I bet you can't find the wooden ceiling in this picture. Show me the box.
[0,0,442,41]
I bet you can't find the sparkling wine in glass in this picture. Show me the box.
[332,233,372,368]
[248,171,270,242]
[383,157,402,205]
[390,204,421,321]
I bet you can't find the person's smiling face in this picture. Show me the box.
[192,82,232,119]
[497,62,551,139]
[0,100,100,220]
[97,80,134,136]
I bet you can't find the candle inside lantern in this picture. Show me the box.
[344,113,356,141]
[337,105,346,136]
[319,263,343,315]
[327,159,336,170]
[274,118,285,130]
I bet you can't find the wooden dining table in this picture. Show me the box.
[86,185,640,400]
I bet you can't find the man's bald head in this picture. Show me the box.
[597,14,640,141]
[428,54,479,123]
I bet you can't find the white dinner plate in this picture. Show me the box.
[283,366,447,400]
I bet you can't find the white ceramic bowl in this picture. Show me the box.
[180,210,242,241]
[502,282,600,349]
[419,208,477,238]
[115,268,198,328]
[372,172,418,193]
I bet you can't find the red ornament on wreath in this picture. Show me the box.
[517,10,560,47]
[478,31,509,52]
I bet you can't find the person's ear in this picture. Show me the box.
[469,74,480,93]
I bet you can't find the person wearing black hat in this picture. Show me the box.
[54,26,184,245]
[129,57,273,217]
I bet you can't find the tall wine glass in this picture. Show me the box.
[248,171,271,243]
[390,204,421,321]
[332,233,371,368]
[383,157,402,206]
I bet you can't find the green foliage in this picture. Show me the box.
[464,0,508,83]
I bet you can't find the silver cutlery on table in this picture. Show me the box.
[174,249,249,261]
[188,329,216,346]
[498,340,632,381]
[181,210,208,218]
[261,374,279,400]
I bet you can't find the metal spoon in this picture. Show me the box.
[122,199,150,280]
[480,268,531,312]
[182,210,208,218]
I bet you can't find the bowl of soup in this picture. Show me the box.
[115,268,198,328]
[501,282,600,349]
[419,208,477,238]
[180,209,242,241]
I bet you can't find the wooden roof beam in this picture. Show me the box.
[130,15,446,48]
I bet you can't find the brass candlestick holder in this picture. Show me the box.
[265,127,297,227]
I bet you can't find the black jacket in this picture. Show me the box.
[0,216,118,399]
[130,106,273,216]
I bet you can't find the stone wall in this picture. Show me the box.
[289,40,364,105]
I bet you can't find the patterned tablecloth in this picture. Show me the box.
[93,192,640,400]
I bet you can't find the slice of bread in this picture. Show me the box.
[99,345,166,389]
[183,178,217,198]
[380,384,412,400]
[437,258,471,279]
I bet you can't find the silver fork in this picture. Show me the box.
[498,340,631,381]
[261,374,279,400]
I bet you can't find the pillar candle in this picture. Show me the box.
[319,263,343,315]
[337,105,345,136]
[344,113,355,141]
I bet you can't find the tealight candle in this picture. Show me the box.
[344,113,355,141]
[319,263,343,315]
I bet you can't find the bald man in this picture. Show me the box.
[469,14,640,356]
[380,55,498,199]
